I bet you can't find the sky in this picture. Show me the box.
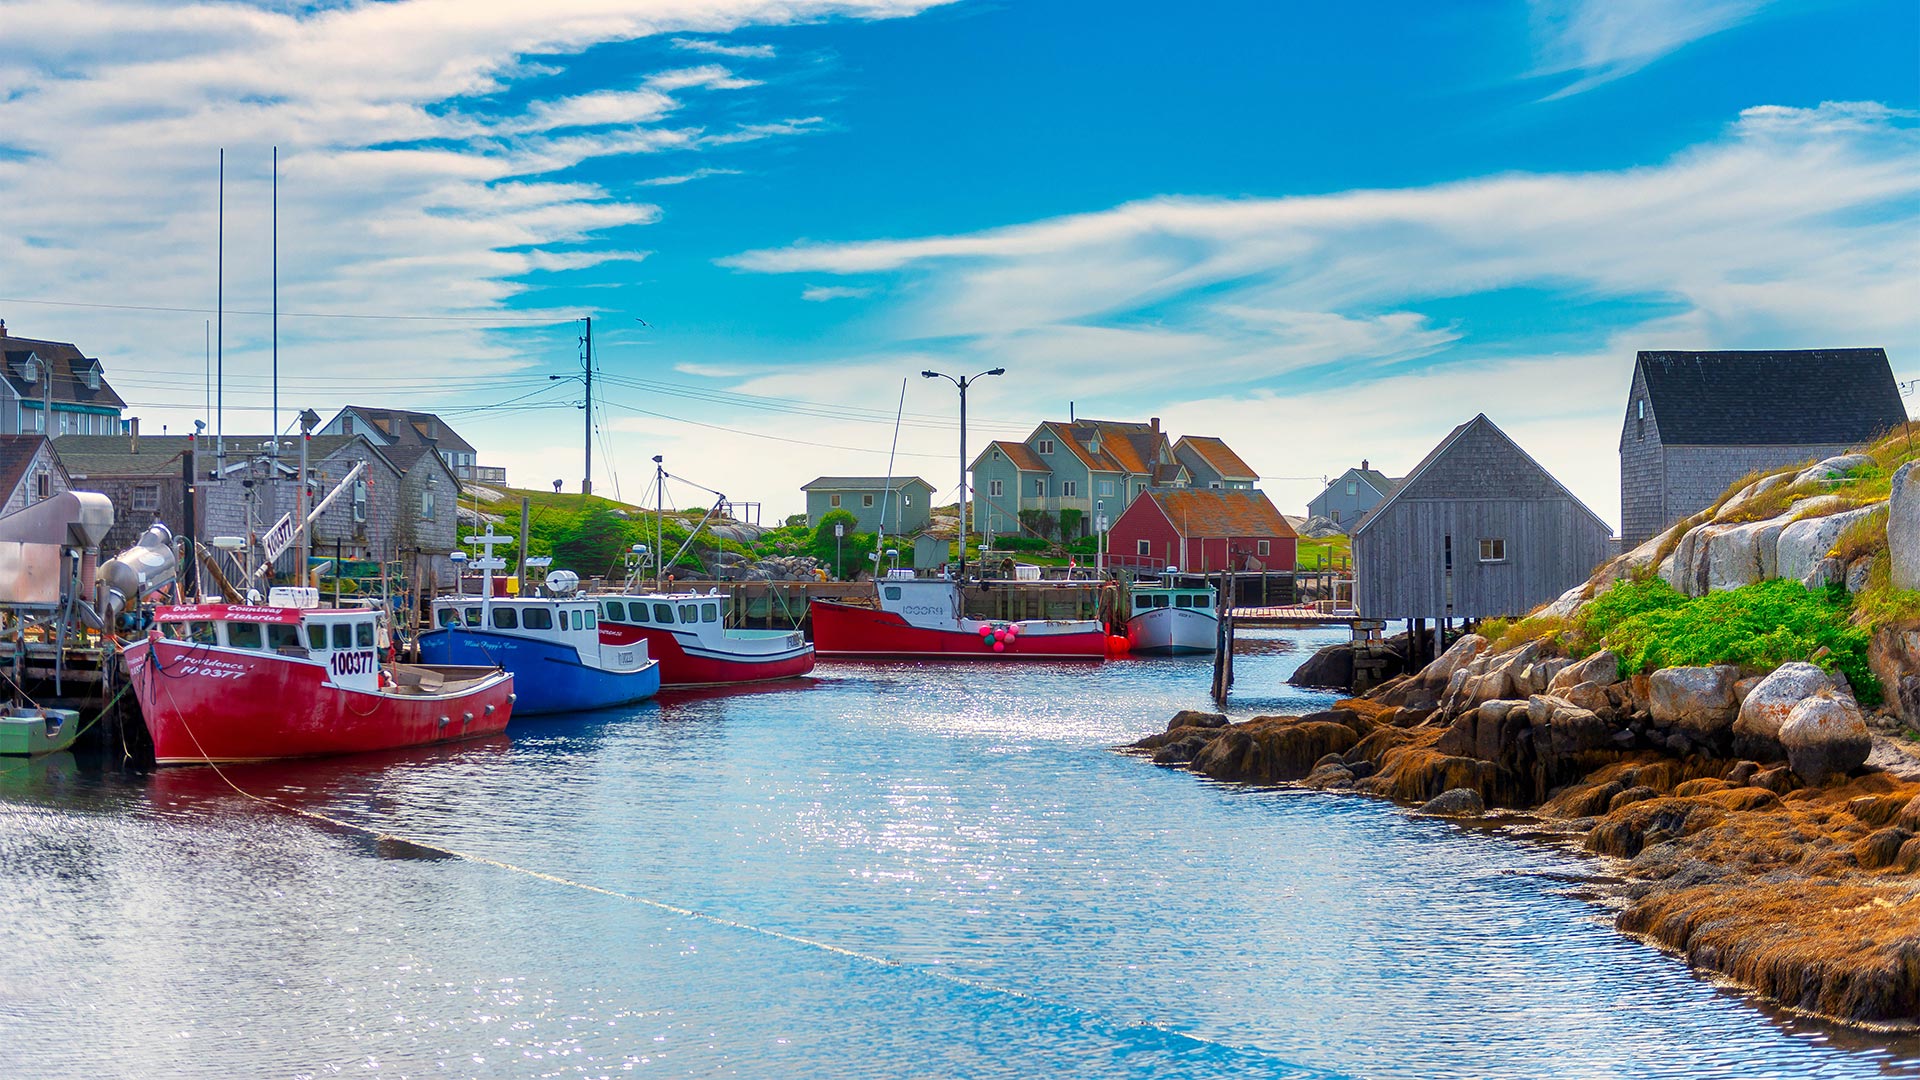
[0,0,1915,525]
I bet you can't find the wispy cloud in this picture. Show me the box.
[671,37,777,59]
[637,167,744,187]
[723,101,1920,522]
[1529,0,1773,97]
[800,284,874,301]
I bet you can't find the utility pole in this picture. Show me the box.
[582,315,593,497]
[921,367,1005,582]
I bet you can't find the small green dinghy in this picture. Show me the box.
[0,708,81,757]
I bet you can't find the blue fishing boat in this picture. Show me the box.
[418,595,659,716]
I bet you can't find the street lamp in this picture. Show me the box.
[922,366,1005,582]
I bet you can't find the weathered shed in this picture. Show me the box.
[1353,415,1612,620]
[1619,349,1908,545]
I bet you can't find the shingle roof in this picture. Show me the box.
[0,334,127,410]
[336,406,476,454]
[0,436,53,504]
[1175,436,1258,480]
[1637,349,1906,446]
[802,476,935,492]
[982,440,1050,472]
[1355,468,1397,495]
[1144,488,1297,539]
[1353,415,1610,537]
[56,433,396,479]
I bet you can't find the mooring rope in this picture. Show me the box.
[144,662,1262,1061]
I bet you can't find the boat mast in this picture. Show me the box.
[652,454,664,589]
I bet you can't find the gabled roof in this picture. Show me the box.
[1635,349,1906,446]
[1354,468,1397,495]
[0,334,126,410]
[977,440,1050,472]
[56,433,402,479]
[332,406,476,454]
[0,436,55,502]
[801,476,935,492]
[1151,462,1187,484]
[1174,436,1258,480]
[1142,488,1297,539]
[1353,414,1610,537]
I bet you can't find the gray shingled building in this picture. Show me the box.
[1619,349,1908,546]
[1353,414,1612,621]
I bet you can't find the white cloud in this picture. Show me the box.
[637,167,743,186]
[800,284,873,301]
[671,37,776,59]
[1529,0,1772,97]
[0,0,948,451]
[721,101,1920,522]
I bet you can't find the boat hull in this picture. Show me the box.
[1127,607,1219,655]
[0,708,81,757]
[417,629,660,715]
[810,600,1107,660]
[599,623,814,687]
[123,639,514,766]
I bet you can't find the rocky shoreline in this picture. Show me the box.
[1123,632,1920,1030]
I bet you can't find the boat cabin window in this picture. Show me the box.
[226,622,263,650]
[653,603,674,624]
[603,600,624,621]
[308,623,329,649]
[629,603,648,623]
[267,624,302,651]
[492,607,518,630]
[332,623,353,649]
[1153,595,1170,608]
[1175,595,1193,608]
[522,607,553,630]
[1134,597,1151,610]
[702,603,718,623]
[884,586,902,601]
[190,622,216,645]
[585,609,596,629]
[679,603,698,623]
[436,608,458,629]
[356,622,375,648]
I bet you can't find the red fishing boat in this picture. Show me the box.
[123,600,515,765]
[595,591,814,687]
[810,572,1107,660]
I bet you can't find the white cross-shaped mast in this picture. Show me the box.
[464,526,511,620]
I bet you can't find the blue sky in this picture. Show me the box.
[0,0,1914,522]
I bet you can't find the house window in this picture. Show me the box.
[1209,481,1222,489]
[132,484,159,512]
[830,494,841,507]
[903,494,912,507]
[57,412,69,435]
[989,479,1003,497]
[352,480,368,523]
[1061,481,1077,497]
[1479,538,1506,563]
[1037,439,1054,455]
[1257,540,1271,556]
[1331,509,1341,524]
[422,489,436,520]
[1033,478,1047,497]
[1136,539,1151,556]
[32,410,42,433]
[34,471,49,500]
[1098,480,1114,496]
[862,494,874,508]
[1345,480,1357,496]
[87,364,100,391]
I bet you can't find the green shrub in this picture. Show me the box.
[1064,535,1100,555]
[1057,508,1084,538]
[986,535,1051,553]
[1581,578,1879,704]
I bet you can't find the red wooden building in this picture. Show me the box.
[1106,489,1298,573]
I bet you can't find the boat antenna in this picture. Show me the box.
[271,145,278,464]
[876,377,906,568]
[653,455,664,589]
[216,147,224,472]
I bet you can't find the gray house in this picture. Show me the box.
[802,476,935,534]
[1307,461,1397,532]
[0,322,127,437]
[1619,349,1908,546]
[320,405,502,485]
[1353,415,1612,621]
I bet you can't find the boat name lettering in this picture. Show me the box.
[177,657,249,680]
[330,650,378,676]
[901,605,947,617]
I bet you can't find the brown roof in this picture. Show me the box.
[1175,436,1257,480]
[336,406,475,454]
[985,440,1050,472]
[1145,488,1297,539]
[0,334,127,411]
[57,433,398,479]
[0,435,53,503]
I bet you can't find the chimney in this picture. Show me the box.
[1361,458,1369,471]
[0,318,7,339]
[1150,417,1160,434]
[129,417,139,454]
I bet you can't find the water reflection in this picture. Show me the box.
[0,628,1911,1079]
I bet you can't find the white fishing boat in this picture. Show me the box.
[1125,580,1218,655]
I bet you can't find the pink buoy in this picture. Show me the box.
[979,625,994,637]
[1006,623,1022,636]
[993,641,1006,652]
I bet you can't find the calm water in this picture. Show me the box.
[1,628,1914,1079]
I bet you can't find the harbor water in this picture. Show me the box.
[1,628,1915,1078]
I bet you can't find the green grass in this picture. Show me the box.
[1296,534,1351,570]
[1578,578,1879,704]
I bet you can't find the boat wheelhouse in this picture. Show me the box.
[418,596,660,715]
[596,592,814,687]
[1125,582,1218,655]
[122,601,514,765]
[810,572,1106,661]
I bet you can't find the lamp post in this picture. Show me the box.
[834,520,844,581]
[921,366,1004,582]
[1096,499,1106,576]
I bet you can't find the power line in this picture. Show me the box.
[597,395,949,459]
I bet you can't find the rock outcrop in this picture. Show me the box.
[1731,662,1833,757]
[1894,461,1920,593]
[1779,691,1872,785]
[1648,665,1739,741]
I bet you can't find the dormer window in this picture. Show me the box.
[85,362,101,391]
[18,355,37,383]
